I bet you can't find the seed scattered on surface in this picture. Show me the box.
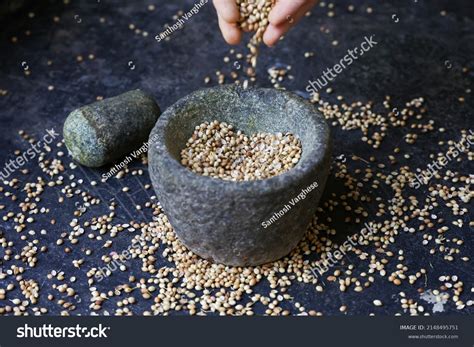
[373,299,383,307]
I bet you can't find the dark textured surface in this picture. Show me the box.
[149,85,332,266]
[63,89,161,167]
[0,0,473,315]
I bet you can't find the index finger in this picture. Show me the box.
[268,0,307,26]
[213,0,240,23]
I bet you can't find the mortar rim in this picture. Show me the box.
[149,85,331,193]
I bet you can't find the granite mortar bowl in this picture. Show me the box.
[149,85,332,266]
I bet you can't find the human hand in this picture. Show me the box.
[264,0,318,46]
[212,0,318,47]
[212,0,242,45]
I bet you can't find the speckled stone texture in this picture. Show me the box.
[149,85,332,266]
[63,89,161,167]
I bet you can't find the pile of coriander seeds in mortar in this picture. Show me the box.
[180,120,302,181]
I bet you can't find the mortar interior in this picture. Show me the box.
[163,88,321,167]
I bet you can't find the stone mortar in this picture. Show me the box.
[149,85,332,266]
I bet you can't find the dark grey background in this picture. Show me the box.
[0,0,473,317]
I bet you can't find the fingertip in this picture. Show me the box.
[268,0,306,26]
[213,0,240,23]
[218,16,242,45]
[267,11,285,27]
[265,1,316,46]
[225,29,242,45]
[263,25,281,47]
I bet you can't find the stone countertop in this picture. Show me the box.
[0,0,472,316]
